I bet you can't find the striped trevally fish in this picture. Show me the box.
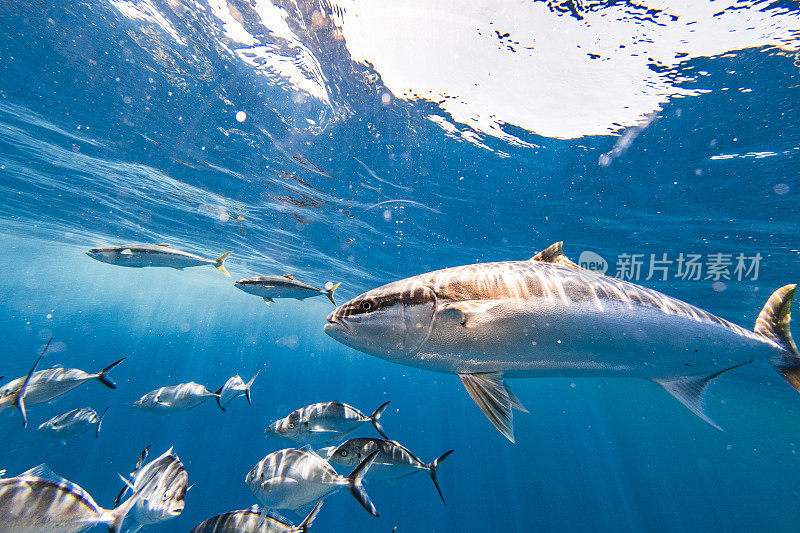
[37,407,108,442]
[133,382,221,413]
[265,401,390,444]
[216,371,260,411]
[0,340,124,428]
[234,275,340,305]
[86,244,232,277]
[324,241,800,442]
[0,464,141,533]
[114,446,188,532]
[245,447,380,517]
[320,438,454,504]
[190,501,322,533]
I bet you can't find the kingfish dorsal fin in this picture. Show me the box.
[459,372,526,443]
[530,241,581,269]
[438,300,502,327]
[21,463,68,483]
[282,274,295,280]
[121,249,133,255]
[653,360,753,431]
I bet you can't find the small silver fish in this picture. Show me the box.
[37,407,108,442]
[265,401,390,444]
[134,382,221,412]
[87,244,232,277]
[115,447,188,531]
[245,447,380,516]
[0,341,124,427]
[234,274,340,305]
[320,438,454,504]
[216,371,260,411]
[0,464,141,533]
[190,501,322,533]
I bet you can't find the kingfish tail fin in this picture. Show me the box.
[214,387,225,412]
[299,501,324,531]
[756,285,800,391]
[346,450,380,517]
[96,408,109,439]
[95,358,126,389]
[426,450,454,505]
[214,251,232,277]
[15,337,51,428]
[653,360,753,431]
[108,474,145,533]
[370,401,391,440]
[325,283,341,306]
[244,370,260,405]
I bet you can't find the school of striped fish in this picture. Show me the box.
[2,240,797,531]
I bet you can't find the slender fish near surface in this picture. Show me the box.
[216,371,259,411]
[134,382,221,412]
[234,274,340,305]
[0,464,141,533]
[325,241,800,442]
[265,401,390,444]
[0,340,123,428]
[190,501,323,533]
[245,447,380,516]
[320,438,454,504]
[86,243,232,277]
[115,447,188,532]
[38,407,108,442]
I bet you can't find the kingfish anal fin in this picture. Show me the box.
[653,360,753,431]
[755,285,800,391]
[459,372,526,443]
[530,241,581,269]
[438,300,503,327]
[121,249,133,255]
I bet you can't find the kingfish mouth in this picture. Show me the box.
[324,313,352,336]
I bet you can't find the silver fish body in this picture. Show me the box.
[190,502,322,533]
[134,382,219,412]
[245,448,379,516]
[37,407,107,441]
[321,438,453,503]
[235,275,339,305]
[0,360,123,413]
[217,372,259,411]
[0,472,138,533]
[324,242,800,441]
[265,401,390,444]
[86,244,231,277]
[126,448,188,529]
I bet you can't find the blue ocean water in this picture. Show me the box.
[1,0,800,531]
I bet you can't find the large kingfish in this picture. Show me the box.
[324,242,799,442]
[87,244,232,277]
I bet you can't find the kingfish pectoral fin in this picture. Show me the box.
[214,251,232,277]
[438,300,503,327]
[15,337,51,428]
[109,474,147,533]
[653,360,753,431]
[260,477,297,492]
[347,450,380,517]
[299,501,324,532]
[96,407,109,439]
[755,285,800,391]
[459,372,525,443]
[307,428,341,434]
[530,241,581,269]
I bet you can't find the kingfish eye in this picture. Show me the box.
[361,301,372,312]
[340,450,347,457]
[288,423,294,429]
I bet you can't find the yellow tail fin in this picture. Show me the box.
[214,251,232,277]
[326,282,341,305]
